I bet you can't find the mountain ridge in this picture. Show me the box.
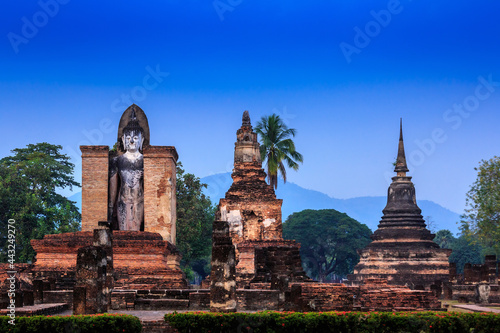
[67,172,461,235]
[200,172,461,235]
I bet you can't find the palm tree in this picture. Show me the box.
[255,114,303,189]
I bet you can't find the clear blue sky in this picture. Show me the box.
[2,1,499,214]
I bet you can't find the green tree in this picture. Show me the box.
[176,162,215,283]
[433,229,455,249]
[449,235,484,274]
[460,156,500,255]
[434,229,484,274]
[255,114,303,189]
[283,209,372,282]
[0,143,81,263]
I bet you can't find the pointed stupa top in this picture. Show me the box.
[394,118,409,174]
[234,110,261,164]
[242,110,251,127]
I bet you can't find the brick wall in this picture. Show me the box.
[80,146,109,232]
[143,146,178,244]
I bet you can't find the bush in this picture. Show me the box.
[165,311,500,333]
[0,314,142,333]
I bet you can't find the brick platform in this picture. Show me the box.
[289,279,442,312]
[30,231,187,290]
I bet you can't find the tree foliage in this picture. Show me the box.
[255,114,303,189]
[283,209,372,282]
[434,229,484,274]
[460,156,500,255]
[0,143,81,263]
[176,162,215,282]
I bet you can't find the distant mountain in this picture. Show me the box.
[200,172,461,235]
[67,172,461,235]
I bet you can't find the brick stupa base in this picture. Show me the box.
[31,231,187,290]
[237,240,311,288]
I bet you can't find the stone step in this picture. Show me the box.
[136,289,194,299]
[135,298,189,310]
[141,320,177,333]
[0,303,69,316]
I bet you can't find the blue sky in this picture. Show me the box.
[1,0,500,214]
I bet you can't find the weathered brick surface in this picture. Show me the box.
[215,111,309,290]
[448,256,499,303]
[43,290,73,307]
[189,291,210,310]
[289,283,356,312]
[141,320,179,333]
[0,303,69,316]
[289,279,441,312]
[236,289,280,311]
[349,247,452,289]
[135,298,189,310]
[30,231,187,291]
[111,290,136,310]
[80,146,109,232]
[358,279,441,310]
[236,240,310,288]
[143,145,178,244]
[73,245,108,314]
[210,220,237,312]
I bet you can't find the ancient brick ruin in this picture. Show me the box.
[348,120,451,291]
[215,111,310,288]
[0,111,468,315]
[0,105,187,315]
[447,255,500,304]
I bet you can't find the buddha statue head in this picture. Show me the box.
[121,109,145,154]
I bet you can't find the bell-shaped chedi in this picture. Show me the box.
[348,120,451,290]
[214,111,309,288]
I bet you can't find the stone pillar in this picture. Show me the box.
[80,146,109,232]
[485,255,498,284]
[475,284,491,304]
[449,263,457,283]
[210,221,236,312]
[73,246,108,314]
[33,280,43,305]
[93,222,113,307]
[143,146,178,244]
[464,264,473,283]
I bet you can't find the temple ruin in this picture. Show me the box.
[0,109,481,316]
[348,120,452,291]
[214,111,310,289]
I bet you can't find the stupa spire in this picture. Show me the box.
[394,118,409,175]
[242,110,251,127]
